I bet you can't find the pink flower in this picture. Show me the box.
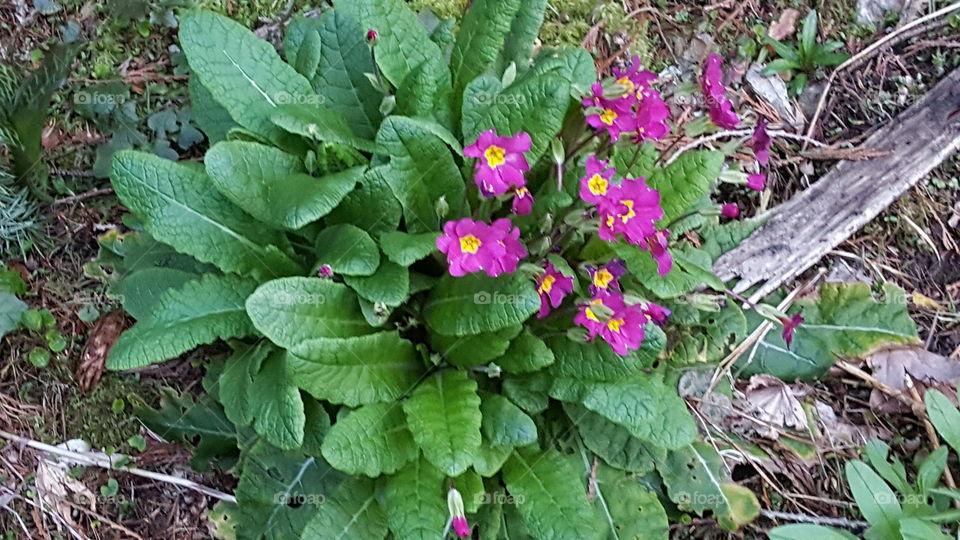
[642,302,671,326]
[511,187,534,215]
[463,130,532,197]
[317,264,333,278]
[701,54,740,129]
[747,173,766,191]
[447,487,470,538]
[436,218,527,277]
[574,293,646,355]
[582,83,636,141]
[751,119,772,166]
[647,229,672,276]
[612,56,658,101]
[452,516,470,537]
[780,313,804,347]
[536,262,574,318]
[585,259,626,297]
[721,203,739,218]
[366,29,378,42]
[633,94,671,142]
[597,178,663,247]
[579,155,615,204]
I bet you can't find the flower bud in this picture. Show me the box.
[447,487,470,538]
[435,196,449,219]
[366,29,378,44]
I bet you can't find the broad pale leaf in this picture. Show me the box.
[595,464,669,539]
[270,103,379,153]
[424,273,539,336]
[497,0,548,73]
[314,224,380,276]
[473,436,512,477]
[321,402,418,477]
[431,326,522,367]
[564,402,665,474]
[925,389,960,455]
[384,455,448,540]
[581,377,697,450]
[301,477,388,540]
[480,393,537,447]
[380,231,439,266]
[846,460,902,538]
[402,370,482,476]
[343,260,409,306]
[450,0,522,97]
[768,524,856,540]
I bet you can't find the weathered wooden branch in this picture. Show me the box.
[713,67,960,303]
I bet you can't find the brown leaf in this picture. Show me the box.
[768,9,800,41]
[76,310,129,392]
[742,374,807,439]
[866,345,960,413]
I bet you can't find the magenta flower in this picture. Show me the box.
[574,293,646,355]
[536,262,574,318]
[751,119,772,166]
[511,187,534,216]
[582,83,636,141]
[780,313,804,347]
[463,130,532,197]
[647,229,672,276]
[317,264,333,278]
[612,56,657,101]
[633,94,671,142]
[747,173,766,191]
[436,218,526,277]
[366,29,378,42]
[597,178,663,247]
[721,203,739,218]
[579,155,615,204]
[642,302,671,326]
[447,487,470,538]
[701,54,740,129]
[452,517,470,538]
[585,259,626,297]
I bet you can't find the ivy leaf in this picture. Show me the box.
[287,332,423,406]
[738,283,920,380]
[245,277,372,349]
[424,273,539,336]
[376,116,466,232]
[343,260,409,306]
[107,274,258,370]
[205,141,360,230]
[595,464,669,539]
[384,455,448,540]
[110,151,303,280]
[219,343,305,450]
[480,393,537,447]
[326,166,403,235]
[180,10,316,141]
[647,150,724,225]
[564,402,666,474]
[497,329,555,374]
[321,402,418,477]
[450,0,522,98]
[402,370,482,476]
[301,477,389,539]
[380,231,439,266]
[431,326,522,367]
[503,447,602,540]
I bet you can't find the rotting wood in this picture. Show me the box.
[713,67,960,303]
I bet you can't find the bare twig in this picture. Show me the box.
[52,187,113,206]
[760,509,869,529]
[664,129,826,165]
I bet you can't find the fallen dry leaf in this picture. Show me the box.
[35,440,98,531]
[742,374,807,439]
[867,345,960,413]
[768,9,800,41]
[911,291,946,311]
[77,309,128,392]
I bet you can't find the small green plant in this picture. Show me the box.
[763,10,849,96]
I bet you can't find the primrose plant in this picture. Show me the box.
[99,1,815,538]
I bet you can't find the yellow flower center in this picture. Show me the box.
[538,274,556,294]
[484,145,506,168]
[584,298,603,322]
[607,318,625,332]
[593,269,614,289]
[620,199,636,223]
[616,76,635,97]
[599,109,617,126]
[588,174,608,196]
[460,234,482,254]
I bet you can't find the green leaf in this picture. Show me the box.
[480,393,537,447]
[180,10,316,141]
[503,447,602,540]
[424,273,540,336]
[546,329,665,399]
[270,103,379,154]
[245,277,372,349]
[473,436,513,477]
[768,524,855,540]
[496,329,555,374]
[321,402,418,476]
[325,166,403,234]
[863,440,910,494]
[668,301,747,365]
[205,141,360,230]
[110,150,302,280]
[287,331,423,406]
[845,460,902,537]
[800,10,819,54]
[614,243,725,298]
[0,291,26,340]
[343,260,410,306]
[402,370,482,476]
[376,116,466,232]
[380,231,439,266]
[431,326,522,367]
[189,77,236,144]
[766,37,801,63]
[898,518,952,540]
[384,455,448,540]
[497,0,548,73]
[595,465,669,539]
[647,150,724,226]
[925,389,960,455]
[450,0,522,96]
[114,267,198,321]
[738,283,920,380]
[107,274,258,370]
[502,374,550,415]
[564,402,666,474]
[700,219,764,262]
[762,58,800,75]
[315,224,381,276]
[916,446,948,496]
[611,141,658,179]
[301,477,388,540]
[290,24,322,77]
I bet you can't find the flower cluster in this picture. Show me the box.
[436,218,526,277]
[464,130,535,214]
[582,56,670,142]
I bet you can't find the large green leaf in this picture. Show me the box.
[379,231,439,266]
[648,150,723,225]
[218,343,305,450]
[925,389,960,455]
[431,326,522,367]
[301,477,389,540]
[188,76,236,144]
[595,464,669,540]
[496,329,555,374]
[737,283,920,380]
[376,116,466,232]
[668,301,747,365]
[564,402,666,474]
[402,370,482,476]
[180,10,316,141]
[503,447,602,540]
[768,524,856,540]
[613,243,725,299]
[321,402,418,477]
[384,456,448,540]
[343,260,409,306]
[245,277,372,349]
[270,103,379,154]
[110,151,302,280]
[473,436,513,477]
[497,0,548,73]
[107,274,258,370]
[424,273,539,336]
[325,166,403,234]
[205,141,360,230]
[845,460,902,539]
[287,332,422,406]
[480,393,537,447]
[450,0,522,97]
[315,224,381,276]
